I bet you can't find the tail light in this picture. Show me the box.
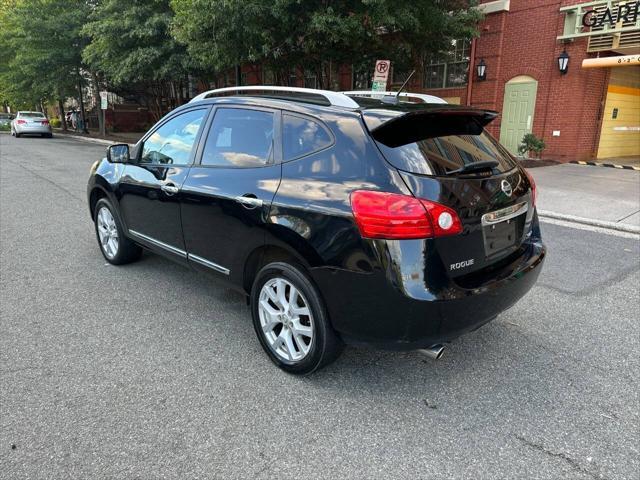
[350,190,463,240]
[16,119,26,125]
[523,169,537,206]
[41,120,49,126]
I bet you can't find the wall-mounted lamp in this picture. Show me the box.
[558,50,570,75]
[476,59,487,81]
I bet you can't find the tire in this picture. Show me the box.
[251,262,343,375]
[15,132,20,138]
[94,198,142,265]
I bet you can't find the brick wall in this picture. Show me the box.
[435,0,610,161]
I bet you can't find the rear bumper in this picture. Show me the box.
[14,125,51,134]
[311,236,545,350]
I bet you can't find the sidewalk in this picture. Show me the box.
[53,129,143,146]
[528,163,640,232]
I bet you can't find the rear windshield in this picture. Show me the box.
[20,112,45,118]
[376,131,516,176]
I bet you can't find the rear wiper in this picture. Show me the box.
[448,160,499,175]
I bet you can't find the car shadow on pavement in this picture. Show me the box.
[132,250,555,393]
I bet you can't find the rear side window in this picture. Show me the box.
[283,114,332,161]
[377,131,516,176]
[201,108,274,167]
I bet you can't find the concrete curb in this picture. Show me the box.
[538,210,640,234]
[570,160,640,171]
[54,131,135,147]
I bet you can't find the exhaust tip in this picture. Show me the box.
[418,344,445,360]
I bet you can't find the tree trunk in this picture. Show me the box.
[90,71,104,136]
[58,99,67,131]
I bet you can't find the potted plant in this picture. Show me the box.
[518,133,546,159]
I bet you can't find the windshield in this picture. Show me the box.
[20,112,45,119]
[0,114,11,119]
[363,108,515,176]
[376,130,516,176]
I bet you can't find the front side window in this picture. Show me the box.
[424,39,471,89]
[201,108,274,168]
[141,109,206,165]
[283,114,332,160]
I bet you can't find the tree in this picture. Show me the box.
[170,0,483,88]
[83,0,194,120]
[0,0,90,125]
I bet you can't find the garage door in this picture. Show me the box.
[597,67,640,159]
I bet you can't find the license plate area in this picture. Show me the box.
[481,202,528,257]
[484,219,517,256]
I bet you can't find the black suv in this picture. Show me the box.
[87,86,545,374]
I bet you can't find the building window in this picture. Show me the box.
[391,68,412,86]
[288,69,297,87]
[352,63,372,90]
[304,70,317,89]
[424,39,471,89]
[263,67,275,85]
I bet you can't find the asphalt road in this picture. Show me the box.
[1,133,639,480]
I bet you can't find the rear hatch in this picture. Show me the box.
[363,105,535,278]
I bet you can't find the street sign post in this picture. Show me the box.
[100,91,108,110]
[372,60,390,92]
[99,91,107,137]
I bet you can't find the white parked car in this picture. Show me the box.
[11,111,53,138]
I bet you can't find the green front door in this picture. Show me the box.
[499,80,538,155]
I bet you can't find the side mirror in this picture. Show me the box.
[107,143,130,163]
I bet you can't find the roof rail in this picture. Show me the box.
[342,91,448,105]
[190,86,360,109]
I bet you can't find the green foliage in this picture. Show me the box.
[0,0,89,107]
[0,123,10,132]
[49,117,61,128]
[518,133,546,158]
[82,1,190,86]
[82,0,194,119]
[170,0,483,85]
[0,0,483,119]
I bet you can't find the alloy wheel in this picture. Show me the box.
[258,277,315,362]
[97,206,119,259]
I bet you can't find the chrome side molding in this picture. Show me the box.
[128,229,187,258]
[128,229,230,275]
[187,253,230,275]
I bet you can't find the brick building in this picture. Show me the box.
[418,0,640,162]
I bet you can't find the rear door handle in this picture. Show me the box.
[235,195,263,209]
[161,183,179,195]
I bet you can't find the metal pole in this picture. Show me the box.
[77,70,88,134]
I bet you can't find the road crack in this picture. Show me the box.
[514,434,608,480]
[2,158,84,203]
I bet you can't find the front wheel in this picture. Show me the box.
[94,198,141,265]
[251,262,343,375]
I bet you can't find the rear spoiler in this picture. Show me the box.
[368,108,499,148]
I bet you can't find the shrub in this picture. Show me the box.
[0,123,10,132]
[50,117,61,128]
[518,133,546,158]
